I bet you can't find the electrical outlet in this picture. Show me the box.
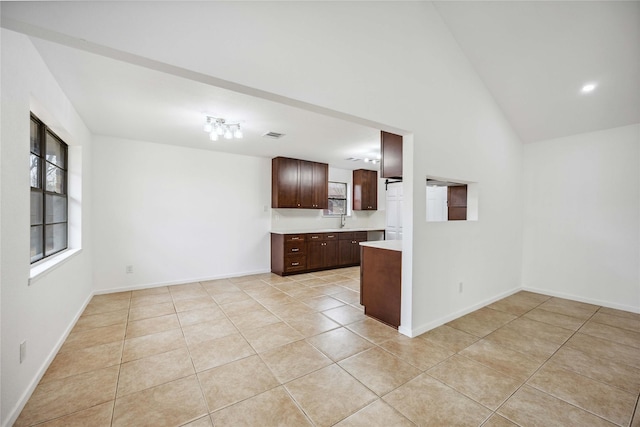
[126,265,133,274]
[20,341,27,363]
[458,282,463,293]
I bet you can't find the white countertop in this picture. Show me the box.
[270,228,384,235]
[359,240,403,251]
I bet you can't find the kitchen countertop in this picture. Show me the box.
[359,240,402,251]
[270,228,385,235]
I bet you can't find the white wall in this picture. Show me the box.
[522,124,640,312]
[1,30,93,427]
[91,136,272,292]
[0,1,526,336]
[271,166,386,232]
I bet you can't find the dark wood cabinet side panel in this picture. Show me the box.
[361,246,401,328]
[270,234,285,275]
[381,131,403,179]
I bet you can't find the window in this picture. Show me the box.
[30,114,68,263]
[325,181,347,215]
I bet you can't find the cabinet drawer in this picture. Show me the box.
[307,233,323,241]
[284,255,306,272]
[285,241,305,255]
[323,233,338,240]
[285,234,306,242]
[339,232,354,240]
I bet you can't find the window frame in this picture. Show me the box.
[324,181,348,216]
[30,113,69,264]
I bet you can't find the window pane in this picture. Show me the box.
[30,154,41,188]
[31,225,44,263]
[31,191,43,225]
[328,182,347,199]
[45,163,65,193]
[45,194,67,224]
[46,132,65,168]
[31,118,41,154]
[328,199,346,215]
[45,223,67,256]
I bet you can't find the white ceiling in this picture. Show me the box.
[435,1,640,143]
[2,1,638,163]
[29,38,383,171]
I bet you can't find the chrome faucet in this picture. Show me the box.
[340,214,346,228]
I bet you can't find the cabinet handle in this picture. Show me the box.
[291,237,300,240]
[292,262,300,266]
[311,236,319,239]
[291,248,299,252]
[327,235,334,238]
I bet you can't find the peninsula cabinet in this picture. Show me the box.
[272,157,328,209]
[353,169,378,210]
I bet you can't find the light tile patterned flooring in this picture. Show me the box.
[16,267,640,426]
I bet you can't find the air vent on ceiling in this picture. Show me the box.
[262,131,285,139]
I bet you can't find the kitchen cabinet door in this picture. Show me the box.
[312,162,328,209]
[272,157,328,209]
[298,160,315,208]
[353,169,378,210]
[448,185,467,221]
[307,240,324,270]
[272,157,300,208]
[308,236,338,270]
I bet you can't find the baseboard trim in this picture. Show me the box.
[522,285,640,314]
[4,291,94,427]
[94,269,272,295]
[406,287,522,338]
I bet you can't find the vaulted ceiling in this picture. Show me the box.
[2,1,638,168]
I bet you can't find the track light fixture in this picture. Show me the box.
[204,116,243,141]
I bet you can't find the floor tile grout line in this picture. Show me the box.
[24,273,638,426]
[490,306,635,427]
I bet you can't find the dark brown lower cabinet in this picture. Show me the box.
[307,233,338,270]
[271,231,367,276]
[270,233,307,275]
[360,245,401,328]
[338,232,367,266]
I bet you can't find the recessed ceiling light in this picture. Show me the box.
[581,83,597,93]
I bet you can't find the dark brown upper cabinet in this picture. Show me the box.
[353,169,378,210]
[447,185,468,221]
[272,157,328,209]
[380,131,403,179]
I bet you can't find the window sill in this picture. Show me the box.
[29,248,82,285]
